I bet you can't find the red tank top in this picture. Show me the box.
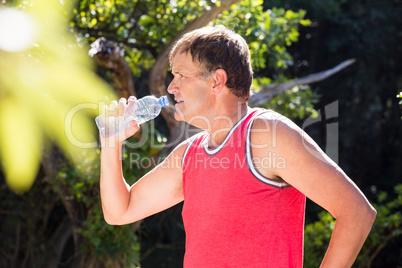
[182,108,306,267]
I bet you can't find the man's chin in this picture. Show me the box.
[173,111,185,122]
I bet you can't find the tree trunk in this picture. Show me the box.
[89,37,136,99]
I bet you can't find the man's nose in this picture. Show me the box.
[167,78,179,94]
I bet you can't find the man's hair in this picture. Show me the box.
[169,25,253,100]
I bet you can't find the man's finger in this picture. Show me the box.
[107,101,118,116]
[117,98,127,116]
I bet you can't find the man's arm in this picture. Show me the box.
[100,139,185,225]
[99,97,185,225]
[251,115,376,267]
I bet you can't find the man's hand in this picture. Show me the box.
[99,96,140,148]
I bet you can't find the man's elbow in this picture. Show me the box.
[103,214,126,226]
[339,202,376,228]
[366,204,377,225]
[103,212,143,226]
[356,202,377,231]
[104,216,117,225]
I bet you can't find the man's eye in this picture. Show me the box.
[173,73,183,78]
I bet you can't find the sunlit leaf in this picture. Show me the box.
[300,19,311,26]
[0,97,42,193]
[0,0,115,193]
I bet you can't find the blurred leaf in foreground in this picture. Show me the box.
[0,0,116,193]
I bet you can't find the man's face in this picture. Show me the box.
[167,52,214,123]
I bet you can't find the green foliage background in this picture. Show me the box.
[0,0,401,267]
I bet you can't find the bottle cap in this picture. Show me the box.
[158,96,169,107]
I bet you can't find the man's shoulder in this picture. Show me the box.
[250,109,302,144]
[171,131,207,157]
[252,109,295,130]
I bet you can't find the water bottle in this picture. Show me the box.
[95,95,169,138]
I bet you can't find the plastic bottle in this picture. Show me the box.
[95,95,169,138]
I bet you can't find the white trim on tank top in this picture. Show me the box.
[202,112,250,156]
[246,110,289,188]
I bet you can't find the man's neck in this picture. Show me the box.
[206,102,249,148]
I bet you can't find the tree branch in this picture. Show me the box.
[41,147,87,268]
[359,228,401,268]
[124,0,143,40]
[248,58,356,106]
[89,37,136,99]
[12,223,20,267]
[45,216,74,268]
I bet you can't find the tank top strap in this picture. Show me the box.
[237,107,267,136]
[244,109,290,188]
[181,131,208,167]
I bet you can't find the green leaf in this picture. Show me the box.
[300,19,311,26]
[0,98,42,193]
[92,236,101,247]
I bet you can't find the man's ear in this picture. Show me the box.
[211,69,228,94]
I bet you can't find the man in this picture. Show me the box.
[99,25,376,267]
